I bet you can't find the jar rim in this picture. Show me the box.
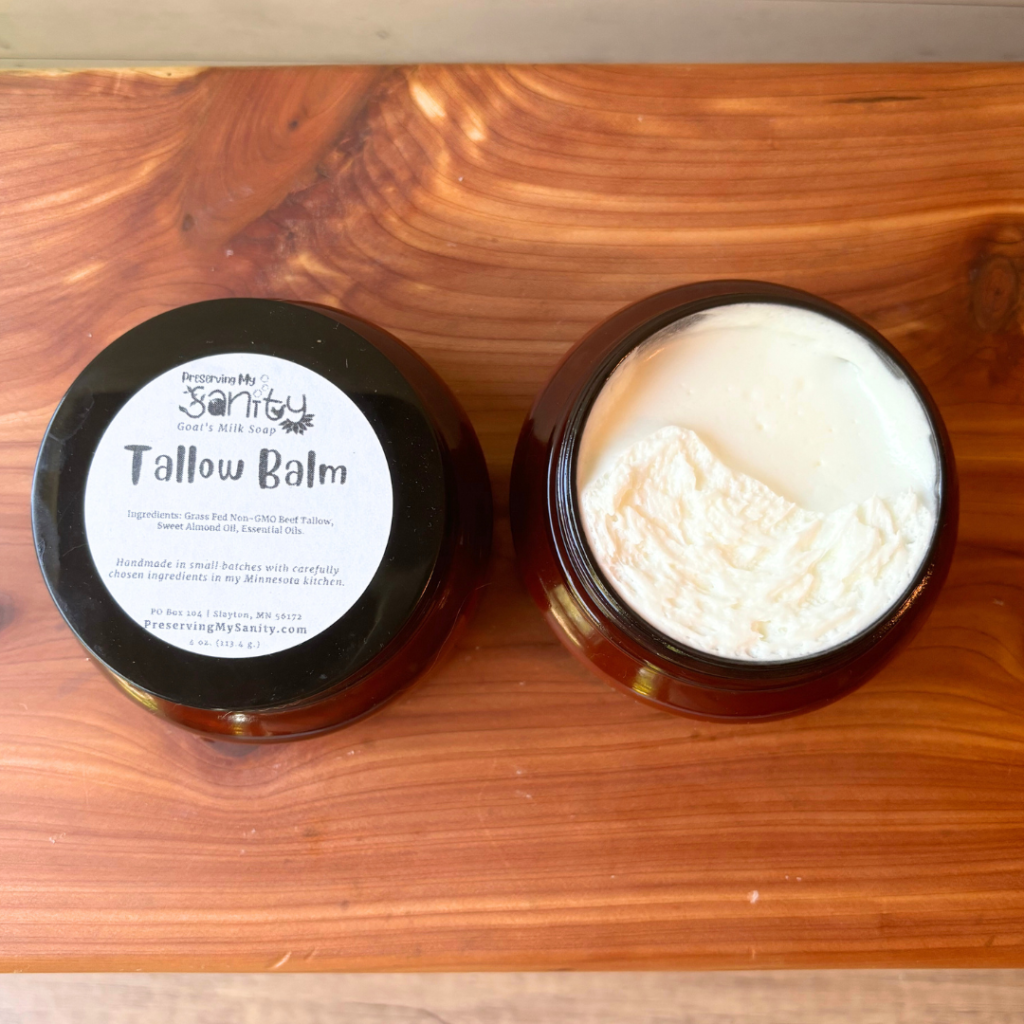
[551,280,955,687]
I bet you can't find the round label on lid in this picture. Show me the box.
[83,353,394,659]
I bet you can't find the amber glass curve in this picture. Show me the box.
[35,301,493,740]
[510,281,959,721]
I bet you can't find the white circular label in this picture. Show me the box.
[84,353,394,658]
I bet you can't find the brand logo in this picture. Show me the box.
[178,371,314,435]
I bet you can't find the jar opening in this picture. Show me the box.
[557,291,948,676]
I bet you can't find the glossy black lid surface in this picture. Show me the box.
[32,299,447,711]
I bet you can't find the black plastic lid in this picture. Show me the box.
[32,299,447,711]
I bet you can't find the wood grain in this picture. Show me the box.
[2,65,1024,971]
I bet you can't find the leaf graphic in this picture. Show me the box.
[280,413,315,435]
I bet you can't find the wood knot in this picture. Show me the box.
[972,255,1019,332]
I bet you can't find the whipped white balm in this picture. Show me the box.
[577,303,939,661]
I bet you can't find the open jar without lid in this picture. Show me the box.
[33,298,492,739]
[510,281,958,720]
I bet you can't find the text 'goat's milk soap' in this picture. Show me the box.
[510,282,958,720]
[87,352,393,660]
[33,299,492,739]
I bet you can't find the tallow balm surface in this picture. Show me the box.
[577,303,939,661]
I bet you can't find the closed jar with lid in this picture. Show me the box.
[33,299,492,739]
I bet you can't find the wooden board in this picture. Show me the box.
[2,64,1024,972]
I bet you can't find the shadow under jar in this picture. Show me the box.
[510,281,958,720]
[33,299,492,740]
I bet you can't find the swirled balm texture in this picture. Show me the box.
[577,303,938,661]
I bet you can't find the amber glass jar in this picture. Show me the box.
[33,299,491,739]
[510,281,958,720]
